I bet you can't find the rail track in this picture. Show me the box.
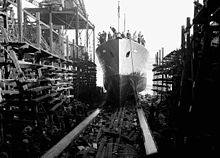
[41,102,157,158]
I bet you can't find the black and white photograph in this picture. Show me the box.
[0,0,218,157]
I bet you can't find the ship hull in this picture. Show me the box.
[96,38,148,105]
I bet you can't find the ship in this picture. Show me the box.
[96,36,149,106]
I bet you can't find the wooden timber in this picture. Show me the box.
[137,107,157,155]
[41,109,100,158]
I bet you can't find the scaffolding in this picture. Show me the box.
[0,0,99,157]
[152,0,219,156]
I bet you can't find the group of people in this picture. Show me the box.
[98,27,146,46]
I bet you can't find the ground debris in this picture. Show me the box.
[59,105,146,158]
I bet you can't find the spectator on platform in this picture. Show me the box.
[138,31,142,44]
[126,30,131,39]
[110,26,117,39]
[98,32,102,44]
[121,32,126,38]
[110,26,116,34]
[141,35,146,46]
[102,30,107,42]
[98,31,106,44]
[108,31,112,40]
[116,32,122,39]
[133,31,137,42]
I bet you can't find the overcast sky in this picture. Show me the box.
[83,0,195,94]
[85,0,194,53]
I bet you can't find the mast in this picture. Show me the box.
[118,0,120,32]
[124,13,126,33]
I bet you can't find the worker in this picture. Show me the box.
[98,32,103,44]
[102,30,107,42]
[126,30,131,39]
[121,32,125,38]
[138,31,142,44]
[133,31,137,42]
[141,35,146,46]
[108,31,112,40]
[110,26,117,39]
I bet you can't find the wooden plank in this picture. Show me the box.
[137,108,157,155]
[41,109,100,158]
[1,90,19,95]
[0,79,16,83]
[50,100,63,111]
[100,146,106,158]
[96,128,102,142]
[56,86,73,91]
[50,92,59,98]
[82,148,89,158]
[19,61,43,69]
[32,94,51,102]
[95,137,106,158]
[28,86,51,93]
[107,142,113,158]
[66,95,74,98]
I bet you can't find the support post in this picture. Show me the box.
[86,15,89,55]
[17,0,23,42]
[49,9,53,52]
[181,26,185,65]
[3,12,8,29]
[66,36,69,60]
[159,50,161,65]
[36,12,41,48]
[75,6,79,99]
[161,48,164,99]
[93,27,95,62]
[75,6,79,59]
[156,52,159,65]
[72,39,75,59]
[59,26,64,57]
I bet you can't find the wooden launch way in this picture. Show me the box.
[137,107,157,155]
[41,105,157,157]
[41,109,101,158]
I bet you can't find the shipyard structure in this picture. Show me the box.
[152,0,219,157]
[0,0,218,158]
[0,0,101,157]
